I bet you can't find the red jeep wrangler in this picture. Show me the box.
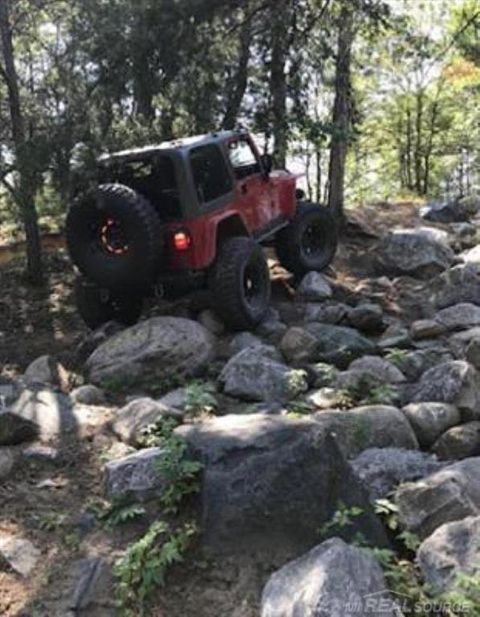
[66,129,338,330]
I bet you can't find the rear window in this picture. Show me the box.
[101,155,181,220]
[190,144,233,204]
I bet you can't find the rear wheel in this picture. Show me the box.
[275,202,338,277]
[74,277,143,330]
[209,237,271,331]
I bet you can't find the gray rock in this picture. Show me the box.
[0,532,40,577]
[112,398,181,445]
[421,198,477,224]
[351,448,444,502]
[279,327,319,363]
[378,325,412,350]
[435,303,480,330]
[393,348,453,382]
[465,338,480,369]
[395,456,480,539]
[402,403,461,448]
[434,263,480,309]
[70,385,106,406]
[410,319,447,340]
[219,346,308,402]
[229,332,264,355]
[312,405,419,457]
[0,448,16,479]
[297,272,333,301]
[378,227,455,278]
[86,317,215,386]
[304,323,377,368]
[304,301,349,324]
[348,304,384,333]
[24,355,58,385]
[198,309,225,335]
[177,414,388,555]
[418,516,480,594]
[460,244,480,265]
[104,447,167,500]
[0,377,20,410]
[349,356,405,384]
[0,409,38,446]
[450,327,480,359]
[68,557,112,611]
[261,538,397,617]
[432,422,480,461]
[255,316,288,342]
[22,444,60,463]
[411,361,480,417]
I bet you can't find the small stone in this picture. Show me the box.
[348,303,384,333]
[112,398,181,445]
[70,385,106,406]
[432,422,480,461]
[297,272,333,301]
[104,447,167,500]
[411,319,446,340]
[22,444,60,463]
[349,356,405,384]
[304,301,348,324]
[229,332,264,355]
[279,327,319,364]
[0,533,40,577]
[0,448,15,479]
[465,338,480,369]
[435,303,480,331]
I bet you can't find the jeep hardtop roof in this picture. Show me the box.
[97,129,248,165]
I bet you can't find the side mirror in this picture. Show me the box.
[260,153,273,175]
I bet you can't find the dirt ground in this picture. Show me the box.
[0,201,430,617]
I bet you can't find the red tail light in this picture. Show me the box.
[173,230,192,251]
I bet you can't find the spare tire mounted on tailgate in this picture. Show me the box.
[66,183,162,292]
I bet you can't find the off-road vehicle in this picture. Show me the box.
[66,129,338,330]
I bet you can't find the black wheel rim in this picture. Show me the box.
[243,253,268,313]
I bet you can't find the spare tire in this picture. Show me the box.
[66,184,162,292]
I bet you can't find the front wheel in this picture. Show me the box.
[209,237,271,331]
[275,202,338,278]
[74,277,143,330]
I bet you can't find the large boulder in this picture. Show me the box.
[434,263,480,309]
[104,447,166,500]
[351,448,444,502]
[432,421,480,461]
[312,406,419,457]
[86,317,215,386]
[417,516,480,594]
[261,538,397,617]
[378,228,454,278]
[402,403,461,448]
[411,361,480,418]
[347,303,385,333]
[176,414,388,556]
[395,456,480,539]
[219,346,308,402]
[303,323,376,368]
[421,196,479,223]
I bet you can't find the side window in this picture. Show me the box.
[190,144,233,204]
[228,139,261,179]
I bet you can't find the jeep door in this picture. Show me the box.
[227,136,275,234]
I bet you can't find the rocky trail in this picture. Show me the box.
[2,198,480,616]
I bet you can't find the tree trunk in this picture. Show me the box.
[223,17,252,130]
[269,0,291,168]
[414,88,424,194]
[0,0,43,283]
[327,3,354,226]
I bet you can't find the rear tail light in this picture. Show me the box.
[173,230,192,251]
